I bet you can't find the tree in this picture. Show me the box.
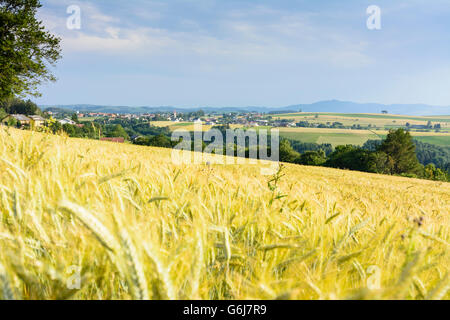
[62,124,76,136]
[362,139,382,152]
[413,140,450,171]
[0,0,61,100]
[107,124,129,140]
[367,151,393,174]
[296,150,326,166]
[1,97,39,114]
[150,134,172,148]
[378,129,421,175]
[364,138,450,175]
[279,139,300,163]
[5,115,17,127]
[71,113,79,124]
[134,134,172,148]
[423,164,448,182]
[289,140,333,156]
[325,145,370,171]
[47,117,62,133]
[0,107,6,120]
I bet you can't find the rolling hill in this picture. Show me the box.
[40,100,450,116]
[286,100,450,116]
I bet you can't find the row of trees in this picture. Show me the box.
[0,98,41,117]
[0,0,61,101]
[413,140,450,172]
[1,0,62,133]
[279,129,448,181]
[362,139,450,173]
[125,123,448,182]
[47,121,131,140]
[8,111,447,182]
[97,118,172,138]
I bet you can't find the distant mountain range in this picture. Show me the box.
[40,100,450,116]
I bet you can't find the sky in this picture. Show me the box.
[35,0,450,107]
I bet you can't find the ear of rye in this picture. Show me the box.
[58,200,119,252]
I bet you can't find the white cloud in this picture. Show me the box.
[38,1,373,69]
[34,1,450,106]
[62,27,177,54]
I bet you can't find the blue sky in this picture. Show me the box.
[36,0,450,107]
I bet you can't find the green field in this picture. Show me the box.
[281,131,450,147]
[398,135,450,146]
[251,126,450,147]
[263,113,450,147]
[271,113,450,132]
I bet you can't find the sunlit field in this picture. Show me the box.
[0,128,448,300]
[273,127,450,147]
[274,113,450,129]
[149,121,214,132]
[247,127,450,147]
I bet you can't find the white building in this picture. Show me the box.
[58,118,76,125]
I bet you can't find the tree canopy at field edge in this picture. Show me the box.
[0,0,61,101]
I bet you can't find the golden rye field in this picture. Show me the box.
[0,128,449,300]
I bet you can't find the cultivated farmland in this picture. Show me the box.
[0,128,448,300]
[274,127,450,147]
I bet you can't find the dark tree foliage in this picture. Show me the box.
[325,145,371,172]
[71,113,79,124]
[296,150,326,166]
[279,139,300,163]
[366,151,393,174]
[362,139,382,152]
[413,140,450,172]
[134,134,173,148]
[44,107,74,117]
[378,129,422,175]
[0,0,61,100]
[0,107,6,119]
[185,110,205,119]
[0,97,40,115]
[364,138,450,173]
[296,121,345,129]
[105,124,129,140]
[62,123,75,136]
[423,164,448,182]
[56,122,100,138]
[104,119,171,138]
[289,140,333,156]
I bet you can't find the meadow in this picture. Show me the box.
[0,128,448,300]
